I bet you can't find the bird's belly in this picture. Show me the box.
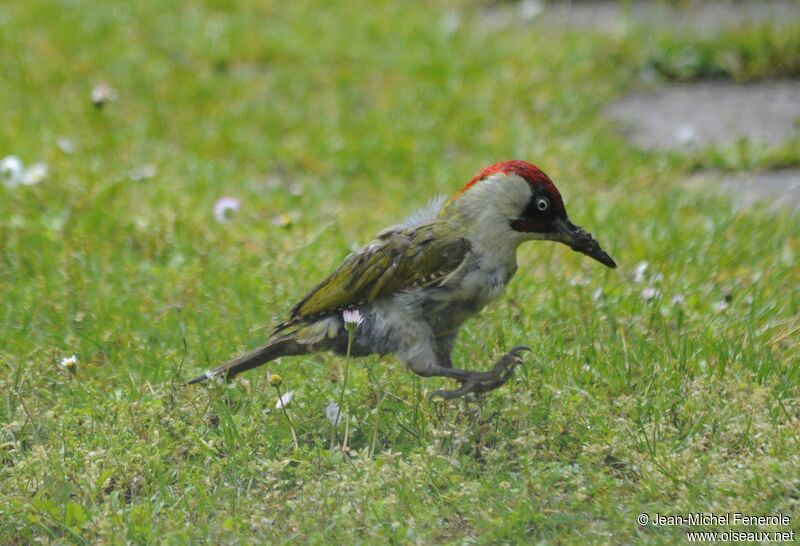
[351,267,513,355]
[425,268,510,335]
[426,301,482,336]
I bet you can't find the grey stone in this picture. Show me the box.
[686,169,800,211]
[605,81,800,151]
[482,0,800,34]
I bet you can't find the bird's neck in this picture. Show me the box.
[440,176,536,274]
[443,207,524,275]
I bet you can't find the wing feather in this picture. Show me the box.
[284,222,470,325]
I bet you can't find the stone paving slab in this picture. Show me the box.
[482,0,800,34]
[604,80,800,151]
[686,169,800,211]
[544,0,800,33]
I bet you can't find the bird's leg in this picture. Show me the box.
[434,333,457,369]
[428,345,530,400]
[396,323,528,399]
[401,337,529,399]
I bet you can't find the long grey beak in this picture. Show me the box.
[556,217,617,269]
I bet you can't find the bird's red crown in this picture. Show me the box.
[456,160,565,213]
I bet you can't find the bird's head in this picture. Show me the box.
[444,160,616,268]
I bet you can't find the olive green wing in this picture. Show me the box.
[283,222,470,324]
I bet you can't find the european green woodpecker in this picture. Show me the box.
[188,160,616,398]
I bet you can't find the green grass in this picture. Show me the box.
[1,0,799,543]
[646,22,800,82]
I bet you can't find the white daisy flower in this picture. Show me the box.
[275,390,294,409]
[1,155,24,187]
[91,83,118,108]
[20,162,48,186]
[57,137,76,154]
[633,261,648,283]
[641,287,660,301]
[213,196,240,224]
[326,401,341,425]
[342,309,364,329]
[60,354,78,372]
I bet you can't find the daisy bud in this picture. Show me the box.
[342,309,364,331]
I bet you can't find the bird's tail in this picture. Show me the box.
[186,336,305,385]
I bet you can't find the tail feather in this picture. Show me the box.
[186,337,302,385]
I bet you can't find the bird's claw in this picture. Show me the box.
[428,346,530,400]
[507,345,532,356]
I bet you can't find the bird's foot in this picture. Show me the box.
[429,345,530,400]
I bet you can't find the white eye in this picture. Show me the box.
[536,197,550,212]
